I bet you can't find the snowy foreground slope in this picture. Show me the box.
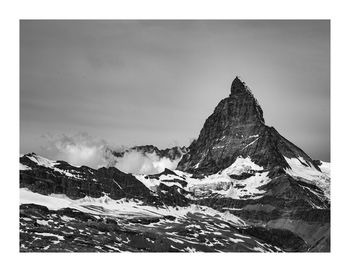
[20,153,330,252]
[19,77,330,252]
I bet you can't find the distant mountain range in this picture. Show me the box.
[20,77,330,252]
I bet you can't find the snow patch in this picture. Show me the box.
[20,163,31,171]
[134,173,186,191]
[284,156,330,199]
[229,238,244,243]
[212,145,225,149]
[168,237,184,244]
[24,154,83,179]
[221,156,263,175]
[34,232,64,240]
[172,157,269,200]
[36,219,50,226]
[242,137,259,150]
[27,154,59,168]
[318,161,330,176]
[20,188,245,226]
[221,172,270,199]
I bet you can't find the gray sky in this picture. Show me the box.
[20,20,330,161]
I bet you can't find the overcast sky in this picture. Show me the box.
[20,20,330,161]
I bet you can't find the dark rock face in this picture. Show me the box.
[177,77,319,174]
[156,183,190,207]
[146,168,188,187]
[20,153,157,203]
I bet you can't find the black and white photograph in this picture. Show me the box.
[19,19,331,253]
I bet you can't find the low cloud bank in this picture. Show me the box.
[115,151,181,175]
[41,132,181,174]
[42,133,118,168]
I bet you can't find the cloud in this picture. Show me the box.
[41,132,181,174]
[41,132,119,168]
[114,151,181,175]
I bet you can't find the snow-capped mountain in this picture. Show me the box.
[19,77,330,252]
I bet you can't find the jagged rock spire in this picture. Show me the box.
[230,76,246,94]
[227,76,265,124]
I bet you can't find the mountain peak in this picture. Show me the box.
[230,76,247,95]
[177,77,318,175]
[227,76,265,124]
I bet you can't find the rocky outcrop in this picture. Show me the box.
[20,153,158,203]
